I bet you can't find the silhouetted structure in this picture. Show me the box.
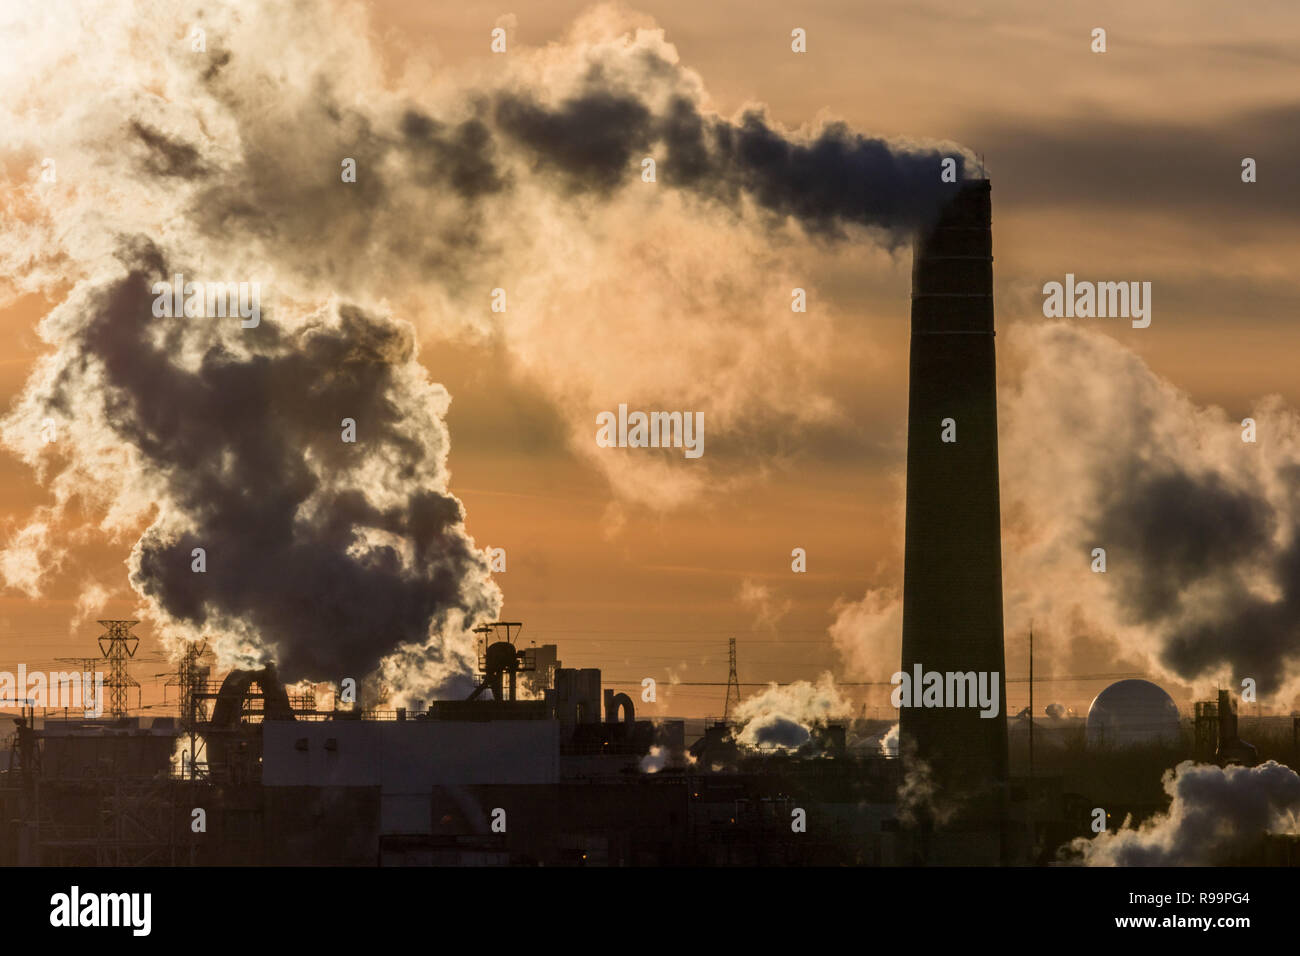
[97,620,140,719]
[724,638,741,720]
[1215,689,1258,767]
[899,178,1009,863]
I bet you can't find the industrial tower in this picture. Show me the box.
[724,638,741,720]
[899,178,1009,863]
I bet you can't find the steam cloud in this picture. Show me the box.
[2,239,500,697]
[1000,324,1300,706]
[732,674,852,751]
[1066,760,1300,865]
[829,323,1300,709]
[0,0,970,692]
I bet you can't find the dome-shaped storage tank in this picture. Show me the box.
[1086,679,1180,748]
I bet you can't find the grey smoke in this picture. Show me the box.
[0,0,975,693]
[743,714,811,750]
[168,59,969,291]
[130,121,210,179]
[1092,465,1294,682]
[494,90,969,239]
[11,238,499,693]
[999,324,1300,703]
[895,738,958,827]
[731,675,853,752]
[1065,760,1300,865]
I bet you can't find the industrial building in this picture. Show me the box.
[0,622,905,866]
[4,180,1295,869]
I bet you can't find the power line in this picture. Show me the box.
[601,672,1148,686]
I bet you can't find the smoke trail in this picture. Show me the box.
[737,579,791,632]
[1,239,500,696]
[879,722,900,756]
[0,0,975,690]
[1065,760,1300,865]
[896,755,958,827]
[493,88,967,239]
[731,674,852,751]
[999,323,1300,706]
[828,322,1300,711]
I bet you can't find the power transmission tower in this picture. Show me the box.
[97,620,140,719]
[724,637,741,720]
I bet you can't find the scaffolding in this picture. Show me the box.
[165,641,210,779]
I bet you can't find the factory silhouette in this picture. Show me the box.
[2,180,1296,867]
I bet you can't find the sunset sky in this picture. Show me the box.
[2,0,1298,722]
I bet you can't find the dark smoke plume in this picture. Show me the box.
[0,0,974,693]
[4,239,499,696]
[998,324,1300,704]
[494,90,967,239]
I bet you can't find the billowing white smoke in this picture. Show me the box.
[640,746,669,773]
[1066,760,1300,865]
[2,0,972,512]
[1001,324,1300,707]
[829,587,903,687]
[732,673,852,751]
[0,0,968,693]
[829,322,1300,710]
[879,722,900,756]
[0,248,501,701]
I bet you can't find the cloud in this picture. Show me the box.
[974,105,1300,221]
[879,722,899,756]
[896,747,957,827]
[828,586,903,680]
[18,0,1297,715]
[0,241,500,700]
[740,714,810,750]
[0,0,975,518]
[737,578,791,631]
[0,514,65,598]
[70,579,113,634]
[825,320,1300,711]
[732,672,852,750]
[640,744,669,772]
[1066,760,1300,865]
[999,322,1300,705]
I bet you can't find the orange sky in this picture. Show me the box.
[2,0,1298,720]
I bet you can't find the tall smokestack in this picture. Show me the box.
[899,178,1009,864]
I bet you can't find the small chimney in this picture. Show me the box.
[1215,689,1258,767]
